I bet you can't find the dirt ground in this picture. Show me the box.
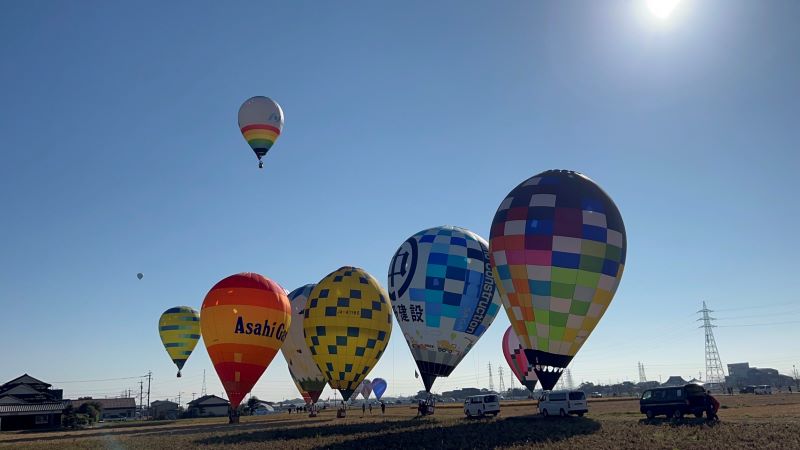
[2,394,799,449]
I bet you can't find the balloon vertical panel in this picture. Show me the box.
[489,170,626,390]
[281,284,328,404]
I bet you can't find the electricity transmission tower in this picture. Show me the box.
[564,369,574,390]
[498,365,506,394]
[488,362,495,392]
[201,369,207,396]
[698,301,726,390]
[638,362,648,383]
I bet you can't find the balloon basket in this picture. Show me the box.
[336,408,346,418]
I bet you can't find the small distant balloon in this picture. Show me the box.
[137,273,143,280]
[372,378,387,400]
[238,96,284,169]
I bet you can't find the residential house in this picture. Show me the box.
[150,400,179,420]
[0,374,67,431]
[186,395,229,417]
[70,398,136,420]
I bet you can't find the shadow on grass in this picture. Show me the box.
[195,418,424,446]
[638,417,718,427]
[0,418,322,445]
[289,415,600,450]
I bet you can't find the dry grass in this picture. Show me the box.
[2,394,799,449]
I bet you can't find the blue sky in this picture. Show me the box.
[1,1,798,404]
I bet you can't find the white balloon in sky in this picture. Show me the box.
[646,0,681,20]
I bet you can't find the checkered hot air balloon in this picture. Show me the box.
[388,226,502,393]
[158,306,200,378]
[489,170,627,391]
[303,267,393,402]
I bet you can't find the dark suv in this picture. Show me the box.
[640,383,706,419]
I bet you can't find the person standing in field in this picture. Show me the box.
[362,402,366,416]
[369,403,373,414]
[704,392,720,422]
[381,401,386,414]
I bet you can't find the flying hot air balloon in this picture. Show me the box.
[280,284,328,404]
[388,226,502,393]
[158,306,201,377]
[502,325,538,391]
[137,273,143,280]
[489,170,627,390]
[200,273,291,410]
[371,378,387,400]
[304,267,393,402]
[238,96,284,169]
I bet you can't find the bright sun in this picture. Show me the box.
[646,0,681,20]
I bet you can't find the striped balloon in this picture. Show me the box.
[159,306,201,377]
[238,96,284,165]
[200,273,291,409]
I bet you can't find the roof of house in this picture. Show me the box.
[70,398,136,410]
[0,395,26,405]
[187,395,229,407]
[151,400,178,407]
[0,402,67,417]
[0,385,44,397]
[0,374,51,389]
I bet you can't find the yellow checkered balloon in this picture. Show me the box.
[303,267,393,401]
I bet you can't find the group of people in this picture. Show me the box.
[361,400,387,415]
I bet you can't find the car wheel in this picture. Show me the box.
[466,410,472,418]
[694,412,703,418]
[559,409,567,417]
[542,409,549,418]
[645,409,655,420]
[672,409,683,420]
[577,412,584,417]
[478,410,483,418]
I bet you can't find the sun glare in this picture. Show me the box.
[646,0,681,20]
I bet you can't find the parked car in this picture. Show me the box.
[739,385,757,394]
[538,390,588,417]
[754,385,773,395]
[590,392,603,398]
[464,394,500,418]
[640,383,706,419]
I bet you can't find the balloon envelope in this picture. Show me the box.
[137,273,143,280]
[357,379,372,400]
[158,306,201,377]
[238,96,284,162]
[388,225,501,392]
[280,284,328,404]
[489,170,627,390]
[371,378,387,400]
[304,267,393,401]
[502,325,537,391]
[200,273,291,408]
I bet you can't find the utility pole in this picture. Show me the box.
[793,365,798,391]
[192,392,197,402]
[698,301,726,391]
[487,362,494,392]
[177,392,182,408]
[202,370,207,396]
[509,367,515,400]
[146,371,152,415]
[139,381,144,417]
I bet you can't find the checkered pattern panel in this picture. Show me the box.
[303,267,393,398]
[387,225,502,380]
[490,170,627,358]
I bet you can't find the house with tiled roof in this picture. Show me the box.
[186,395,229,417]
[0,374,67,431]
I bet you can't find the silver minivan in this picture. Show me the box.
[538,390,588,417]
[464,394,500,418]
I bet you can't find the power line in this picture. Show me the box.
[52,375,148,384]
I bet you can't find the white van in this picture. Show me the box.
[754,385,773,395]
[538,390,588,417]
[464,394,500,417]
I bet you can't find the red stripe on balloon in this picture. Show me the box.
[240,124,281,134]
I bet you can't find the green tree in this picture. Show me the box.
[246,396,261,414]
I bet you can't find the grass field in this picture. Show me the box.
[2,394,799,449]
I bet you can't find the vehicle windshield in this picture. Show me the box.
[484,395,498,403]
[642,391,651,400]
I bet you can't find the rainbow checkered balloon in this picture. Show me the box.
[489,170,627,390]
